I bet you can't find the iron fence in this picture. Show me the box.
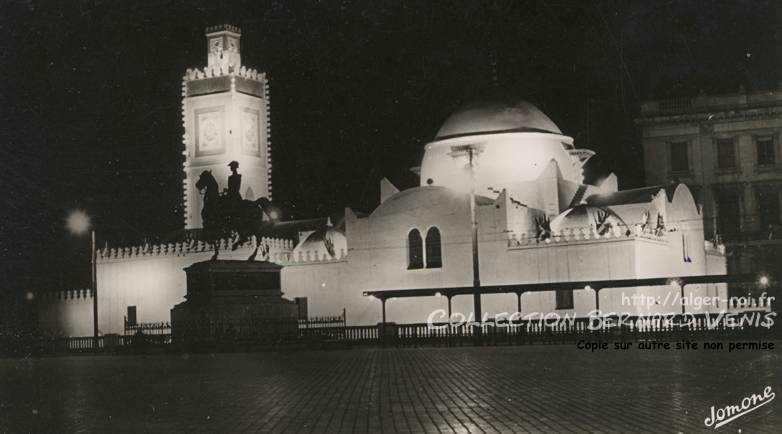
[9,309,778,356]
[125,321,172,336]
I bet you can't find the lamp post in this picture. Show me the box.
[67,210,98,350]
[450,144,484,345]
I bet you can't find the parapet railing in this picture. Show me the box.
[38,289,93,301]
[97,237,295,262]
[508,224,667,247]
[281,248,348,264]
[184,65,265,81]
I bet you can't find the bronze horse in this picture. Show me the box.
[195,170,274,260]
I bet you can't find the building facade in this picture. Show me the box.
[636,89,782,279]
[38,27,728,337]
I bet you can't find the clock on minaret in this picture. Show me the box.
[210,37,223,52]
[181,25,271,229]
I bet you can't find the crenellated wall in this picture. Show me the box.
[96,237,293,262]
[283,248,348,264]
[37,289,94,337]
[184,65,265,82]
[507,223,667,247]
[40,237,297,336]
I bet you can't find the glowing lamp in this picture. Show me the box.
[66,210,91,235]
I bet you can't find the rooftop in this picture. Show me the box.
[435,100,561,140]
[638,88,782,118]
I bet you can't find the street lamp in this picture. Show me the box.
[668,278,685,314]
[67,210,98,350]
[449,143,484,345]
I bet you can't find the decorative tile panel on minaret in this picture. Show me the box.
[182,25,271,228]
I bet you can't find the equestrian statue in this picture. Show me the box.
[195,161,275,261]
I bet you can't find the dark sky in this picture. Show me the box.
[1,0,781,322]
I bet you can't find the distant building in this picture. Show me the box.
[37,27,728,337]
[636,89,782,280]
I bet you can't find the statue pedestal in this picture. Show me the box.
[171,260,299,346]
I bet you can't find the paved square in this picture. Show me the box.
[1,344,780,433]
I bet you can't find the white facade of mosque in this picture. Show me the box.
[37,28,727,337]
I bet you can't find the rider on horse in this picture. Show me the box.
[196,166,275,261]
[225,161,242,226]
[226,161,242,200]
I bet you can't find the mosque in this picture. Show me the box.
[38,26,727,337]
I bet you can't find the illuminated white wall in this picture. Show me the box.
[38,239,294,337]
[42,183,728,334]
[37,290,94,337]
[279,182,729,325]
[420,133,582,199]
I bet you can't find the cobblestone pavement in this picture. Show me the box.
[1,344,780,433]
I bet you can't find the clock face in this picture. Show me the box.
[228,38,238,51]
[210,38,223,52]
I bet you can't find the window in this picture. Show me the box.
[126,306,137,327]
[669,142,689,173]
[756,136,775,166]
[715,188,741,239]
[407,229,424,269]
[756,185,780,228]
[425,227,442,268]
[715,138,736,169]
[555,290,574,310]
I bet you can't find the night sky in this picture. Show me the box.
[2,0,781,327]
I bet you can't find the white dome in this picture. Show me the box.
[420,100,580,199]
[436,100,561,139]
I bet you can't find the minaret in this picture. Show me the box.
[181,24,272,229]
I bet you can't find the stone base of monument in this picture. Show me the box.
[171,260,299,348]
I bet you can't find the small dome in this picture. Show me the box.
[292,221,347,260]
[435,100,561,140]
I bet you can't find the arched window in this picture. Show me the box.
[407,229,424,269]
[425,227,442,268]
